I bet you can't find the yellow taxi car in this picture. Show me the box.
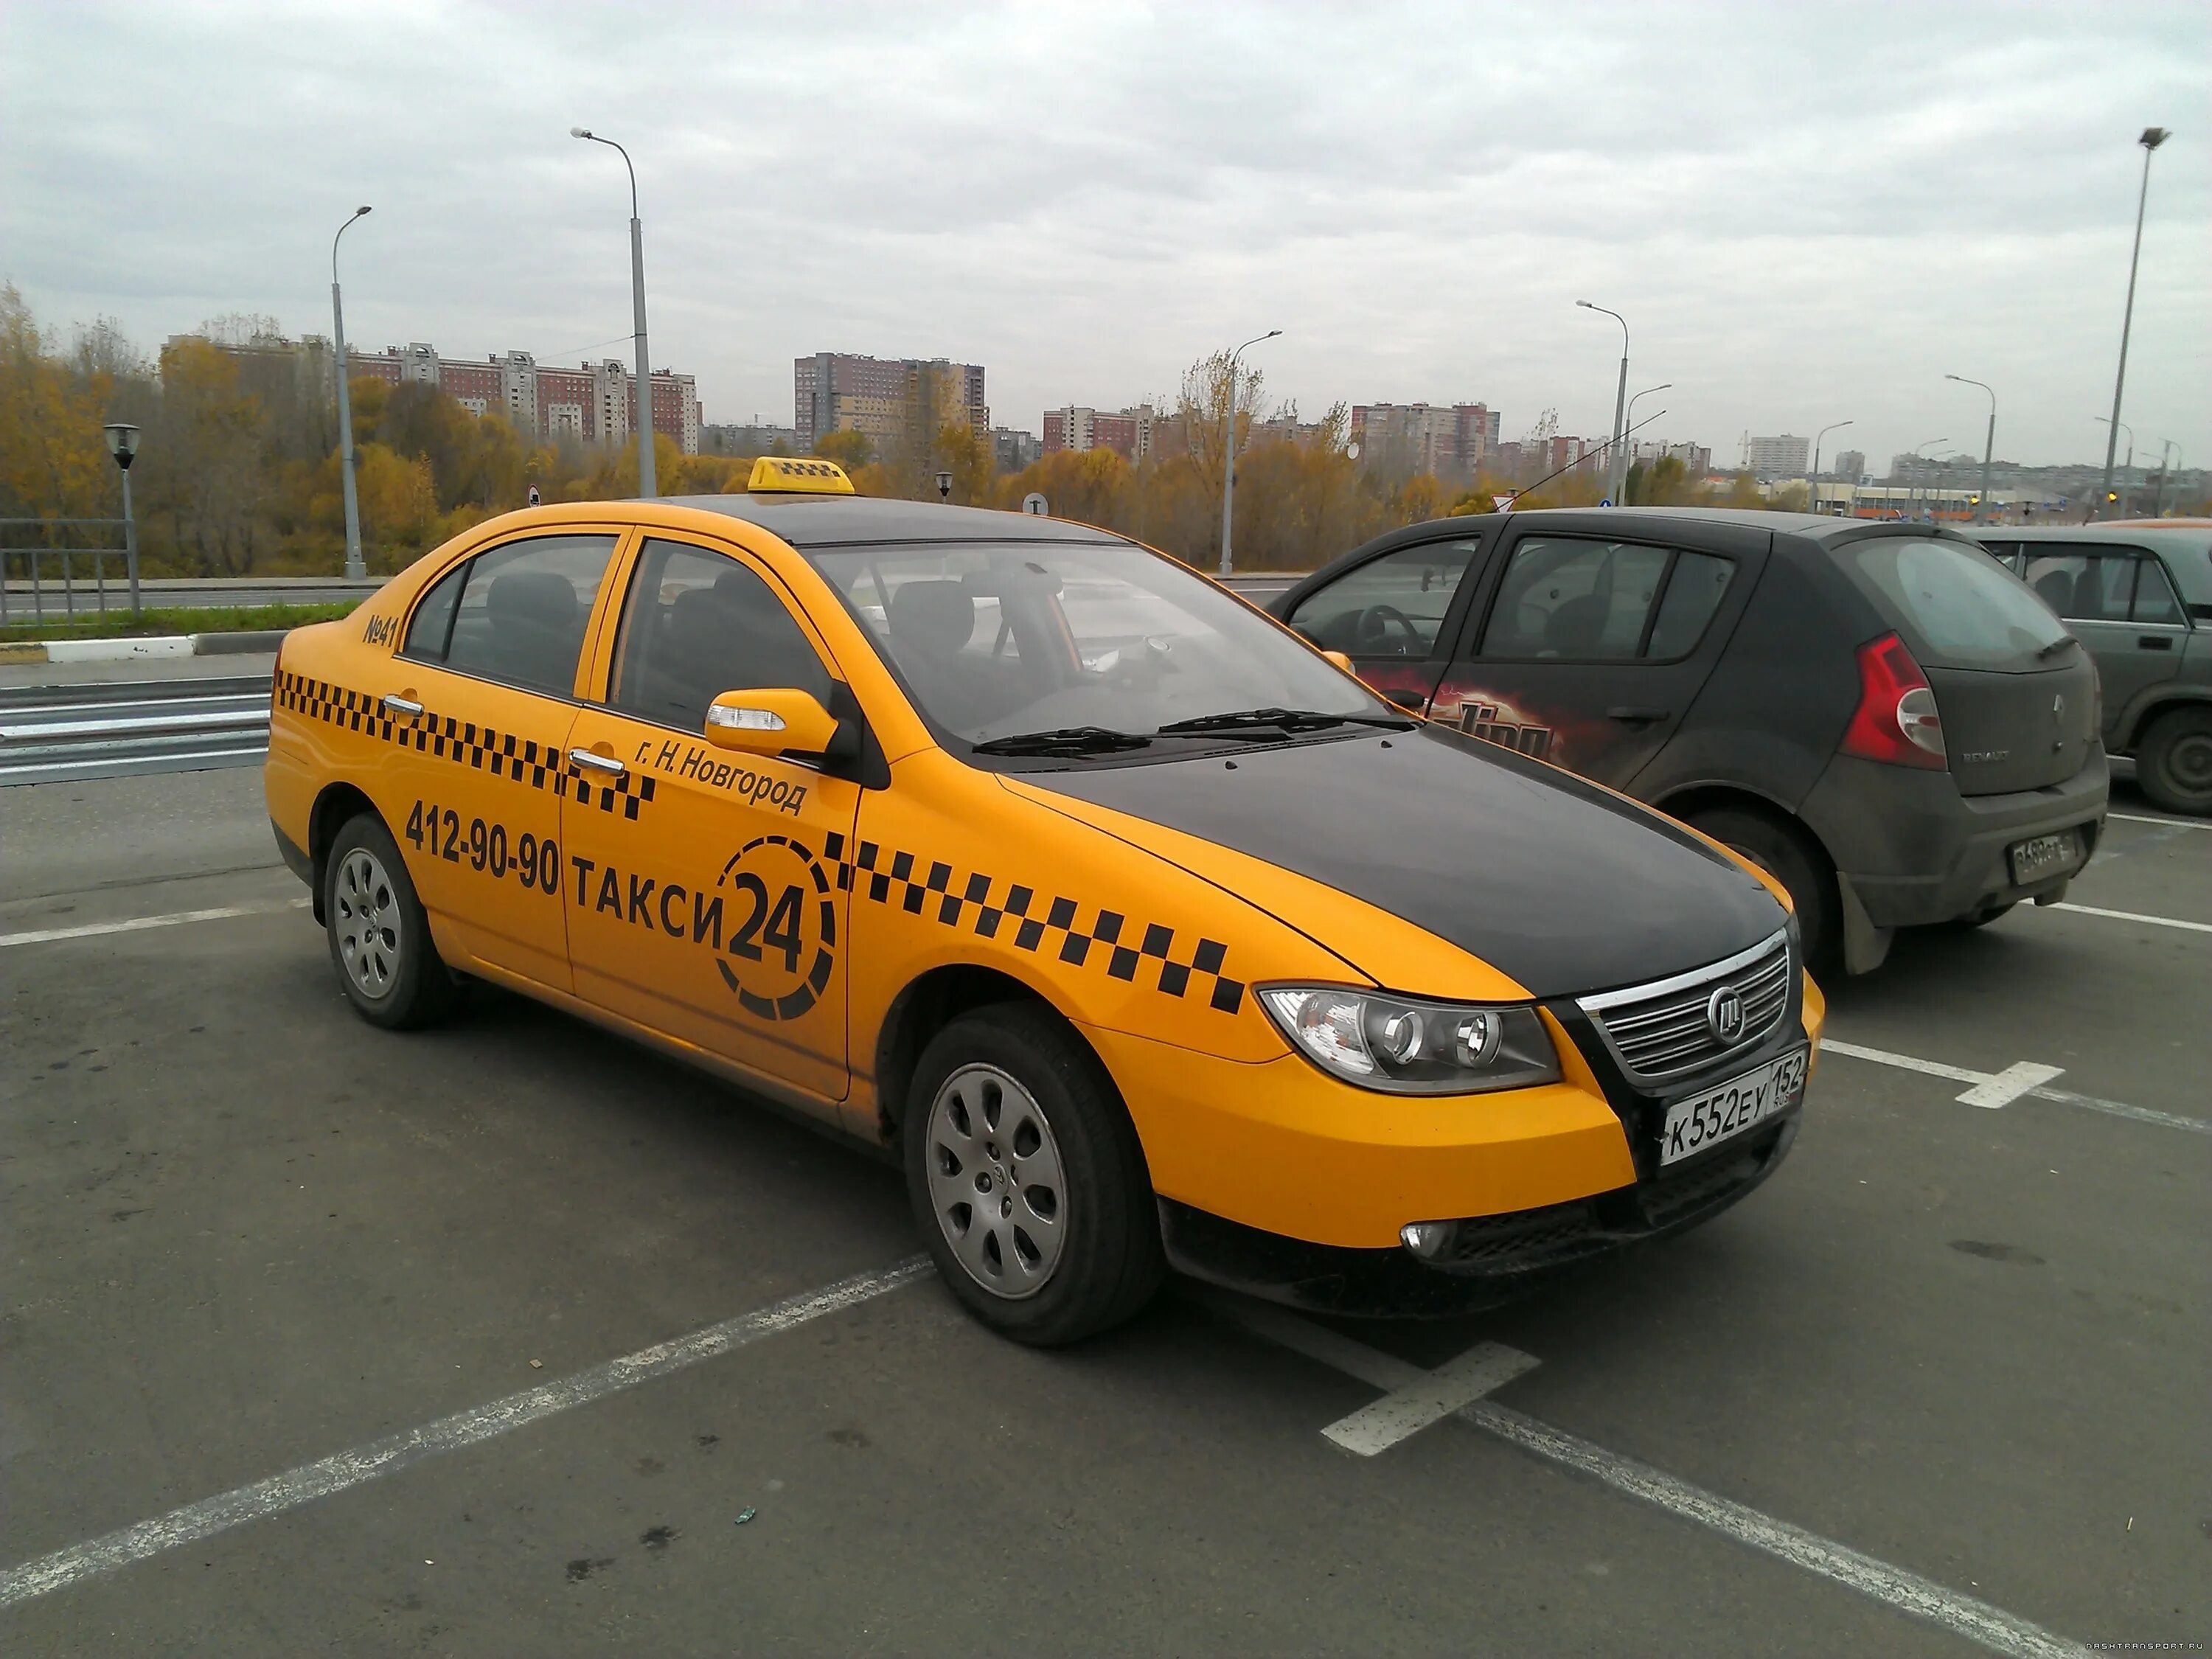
[265,456,1823,1343]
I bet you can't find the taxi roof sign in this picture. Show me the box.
[748,456,856,495]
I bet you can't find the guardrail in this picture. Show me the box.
[0,520,139,626]
[0,675,274,787]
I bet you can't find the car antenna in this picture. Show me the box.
[1501,406,1669,514]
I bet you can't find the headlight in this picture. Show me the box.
[1257,986,1561,1095]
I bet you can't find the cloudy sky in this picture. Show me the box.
[6,1,2206,477]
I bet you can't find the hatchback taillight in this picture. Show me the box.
[1840,632,1946,768]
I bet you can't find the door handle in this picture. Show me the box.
[1606,706,1671,725]
[2138,636,2174,651]
[567,748,627,776]
[382,694,424,717]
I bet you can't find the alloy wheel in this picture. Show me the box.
[923,1063,1067,1299]
[333,846,401,1000]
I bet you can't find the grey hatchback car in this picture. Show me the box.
[1969,521,2212,815]
[1271,510,2110,975]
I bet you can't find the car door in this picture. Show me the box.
[562,533,861,1111]
[386,528,623,990]
[1279,533,1488,710]
[1430,521,1754,787]
[2018,543,2184,743]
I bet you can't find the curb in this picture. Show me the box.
[1,629,295,664]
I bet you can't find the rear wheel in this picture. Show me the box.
[324,813,459,1029]
[2135,706,2212,816]
[1686,805,1837,973]
[904,1004,1164,1346]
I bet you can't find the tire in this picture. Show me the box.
[903,1003,1165,1346]
[1686,805,1839,973]
[2135,706,2212,816]
[323,813,459,1029]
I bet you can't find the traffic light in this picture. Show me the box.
[2107,491,2119,503]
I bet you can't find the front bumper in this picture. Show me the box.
[1803,748,2109,932]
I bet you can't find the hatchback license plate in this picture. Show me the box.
[1659,1047,1808,1167]
[2008,830,2079,886]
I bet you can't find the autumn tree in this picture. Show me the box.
[813,428,872,471]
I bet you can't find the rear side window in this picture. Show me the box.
[403,534,618,696]
[1840,537,2067,669]
[1286,538,1479,657]
[1477,537,1733,661]
[2132,559,2184,625]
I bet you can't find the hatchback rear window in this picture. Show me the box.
[1838,537,2067,669]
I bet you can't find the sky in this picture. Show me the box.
[4,1,2207,479]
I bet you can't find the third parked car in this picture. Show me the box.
[1271,509,2110,974]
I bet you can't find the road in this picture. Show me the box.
[1,768,2202,1655]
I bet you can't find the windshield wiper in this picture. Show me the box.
[970,726,1153,757]
[1155,706,1416,737]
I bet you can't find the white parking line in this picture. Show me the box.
[2107,811,2211,830]
[1821,1040,2209,1136]
[2048,902,2212,935]
[0,899,309,948]
[1955,1061,2067,1110]
[0,1259,930,1609]
[1205,1294,2093,1659]
[1321,1342,1539,1455]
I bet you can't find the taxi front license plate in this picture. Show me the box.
[1659,1047,1808,1167]
[2008,830,2080,886]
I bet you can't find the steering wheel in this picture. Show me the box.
[1354,605,1425,656]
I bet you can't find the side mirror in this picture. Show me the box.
[1321,650,1355,675]
[704,688,841,759]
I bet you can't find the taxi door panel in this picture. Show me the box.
[383,530,622,990]
[562,536,859,1112]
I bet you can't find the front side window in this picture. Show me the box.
[404,534,617,696]
[1286,539,1479,658]
[1478,537,1728,661]
[810,538,1388,749]
[608,540,832,732]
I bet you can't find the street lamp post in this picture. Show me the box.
[572,128,657,499]
[2098,126,2170,519]
[1218,328,1281,577]
[102,422,142,614]
[1909,438,1948,520]
[2149,440,2180,518]
[1577,301,1630,505]
[1810,419,1854,518]
[2094,417,2134,517]
[331,205,372,580]
[1621,383,1671,504]
[1945,375,1997,523]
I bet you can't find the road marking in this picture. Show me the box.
[2049,902,2212,935]
[0,1258,930,1609]
[1322,1342,1540,1455]
[1821,1040,2208,1136]
[1955,1061,2067,1110]
[0,899,310,948]
[2107,811,2211,830]
[1203,1294,2093,1659]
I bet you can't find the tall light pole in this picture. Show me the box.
[2098,126,2170,519]
[331,206,372,580]
[1577,300,1630,505]
[1944,375,1997,523]
[572,127,656,498]
[1909,437,1948,520]
[2149,440,2180,518]
[1217,328,1280,576]
[102,422,142,615]
[1621,383,1670,503]
[2094,417,2134,517]
[1810,419,1854,518]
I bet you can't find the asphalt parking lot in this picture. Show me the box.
[3,767,2205,1657]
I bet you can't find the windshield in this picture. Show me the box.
[809,538,1388,751]
[1840,536,2070,669]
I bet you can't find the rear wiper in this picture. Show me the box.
[970,726,1152,757]
[2036,636,2079,660]
[1155,706,1416,737]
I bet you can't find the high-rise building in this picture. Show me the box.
[1043,405,1156,462]
[992,427,1040,473]
[1834,448,1867,484]
[1744,434,1810,481]
[795,352,989,453]
[1630,439,1714,476]
[1349,403,1495,478]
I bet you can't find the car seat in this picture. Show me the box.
[486,570,582,689]
[1543,592,1612,657]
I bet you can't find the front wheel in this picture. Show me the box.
[904,1004,1164,1346]
[2135,707,2212,816]
[323,813,459,1029]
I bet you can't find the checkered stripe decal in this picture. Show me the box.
[838,835,1246,1015]
[275,669,658,821]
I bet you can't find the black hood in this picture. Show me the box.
[1026,726,1787,1000]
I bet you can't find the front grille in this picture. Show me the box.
[1577,930,1792,1085]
